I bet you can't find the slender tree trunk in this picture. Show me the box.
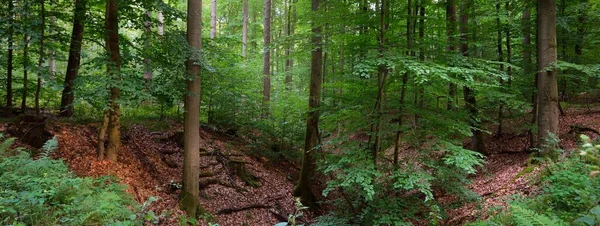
[537,0,559,154]
[293,0,322,208]
[97,109,109,158]
[59,0,86,117]
[574,0,586,59]
[49,16,56,80]
[242,0,248,58]
[143,11,153,81]
[6,0,14,113]
[179,0,203,218]
[210,0,217,39]
[262,0,271,118]
[496,2,505,135]
[22,36,30,111]
[523,0,536,147]
[104,0,121,162]
[157,11,164,36]
[460,0,486,154]
[284,0,294,89]
[446,0,457,110]
[369,0,388,167]
[416,0,425,125]
[35,0,45,115]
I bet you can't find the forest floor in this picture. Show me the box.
[2,108,600,225]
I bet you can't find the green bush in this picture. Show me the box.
[469,135,600,226]
[0,135,156,225]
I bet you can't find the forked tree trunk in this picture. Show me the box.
[536,0,559,154]
[179,0,203,217]
[104,0,121,162]
[460,0,486,154]
[59,0,86,117]
[293,0,322,208]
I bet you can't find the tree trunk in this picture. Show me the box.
[242,0,248,58]
[59,0,86,117]
[36,0,45,115]
[496,2,505,135]
[105,0,121,162]
[446,0,457,110]
[22,36,29,111]
[284,0,294,89]
[261,0,271,118]
[6,0,14,112]
[460,0,486,154]
[157,11,164,36]
[97,109,109,159]
[180,0,203,218]
[536,0,559,154]
[522,0,536,147]
[293,0,322,208]
[143,11,153,81]
[210,0,217,39]
[49,16,56,80]
[369,0,388,167]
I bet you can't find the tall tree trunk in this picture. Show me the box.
[416,0,425,125]
[143,11,153,81]
[97,109,109,158]
[242,0,248,58]
[394,0,415,166]
[369,0,388,167]
[49,16,56,80]
[523,0,536,147]
[293,0,322,208]
[460,0,486,154]
[284,0,294,89]
[36,0,45,115]
[262,0,271,118]
[496,2,505,135]
[574,0,586,59]
[446,0,457,110]
[59,0,86,117]
[537,0,559,154]
[179,0,203,217]
[210,0,217,39]
[6,0,14,113]
[104,0,121,162]
[22,36,30,111]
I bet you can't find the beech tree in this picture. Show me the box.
[537,0,559,153]
[179,0,202,217]
[102,0,121,161]
[262,0,271,118]
[59,0,86,117]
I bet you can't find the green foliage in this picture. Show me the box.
[472,136,600,225]
[0,136,157,225]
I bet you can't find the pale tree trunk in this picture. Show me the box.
[157,11,164,36]
[446,0,457,110]
[22,36,30,111]
[143,11,153,81]
[210,0,216,39]
[49,16,56,80]
[242,0,248,58]
[104,0,121,162]
[35,0,45,116]
[261,0,271,118]
[179,0,202,218]
[97,109,109,158]
[293,0,322,208]
[59,0,86,117]
[6,0,14,112]
[460,0,486,154]
[536,0,559,154]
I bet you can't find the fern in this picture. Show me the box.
[39,136,58,158]
[510,205,567,226]
[0,134,16,156]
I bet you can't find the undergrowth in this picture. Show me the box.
[469,134,600,226]
[0,134,160,225]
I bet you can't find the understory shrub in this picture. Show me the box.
[0,135,156,225]
[469,135,600,226]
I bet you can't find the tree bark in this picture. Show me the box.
[35,0,45,115]
[6,0,14,112]
[284,0,295,89]
[59,0,86,117]
[242,0,248,58]
[293,0,322,208]
[460,0,486,154]
[446,0,457,110]
[261,0,271,118]
[496,2,505,135]
[97,109,109,159]
[210,0,217,39]
[179,0,203,218]
[536,0,559,154]
[105,0,121,162]
[22,36,29,111]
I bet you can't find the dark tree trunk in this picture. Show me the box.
[59,0,86,117]
[460,0,486,154]
[446,0,457,110]
[104,0,121,161]
[22,36,29,111]
[496,2,505,135]
[293,0,322,208]
[35,0,45,115]
[261,0,271,118]
[6,0,14,113]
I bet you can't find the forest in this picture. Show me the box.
[1,0,600,225]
